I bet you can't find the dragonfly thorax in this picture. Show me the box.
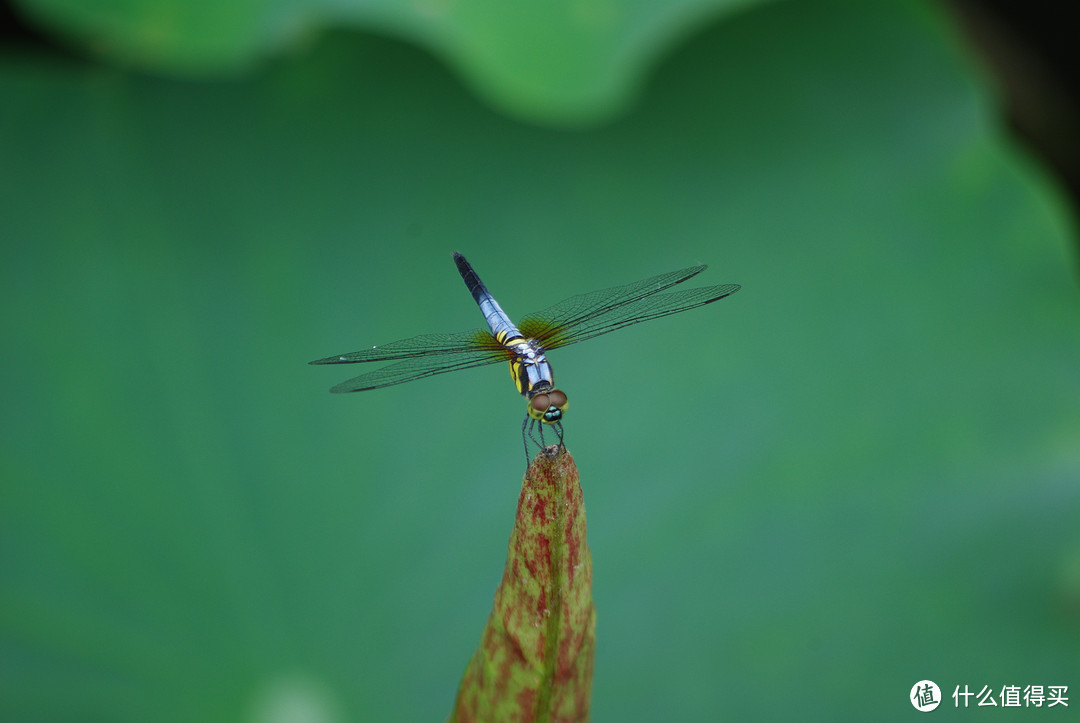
[506,337,556,398]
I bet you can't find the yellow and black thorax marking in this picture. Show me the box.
[496,330,555,398]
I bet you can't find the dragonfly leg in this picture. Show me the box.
[521,417,564,468]
[523,418,546,456]
[521,415,531,466]
[528,419,545,449]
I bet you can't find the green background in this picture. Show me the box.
[3,0,1079,720]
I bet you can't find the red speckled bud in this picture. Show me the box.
[450,447,595,723]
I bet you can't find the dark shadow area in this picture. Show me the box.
[946,2,1080,227]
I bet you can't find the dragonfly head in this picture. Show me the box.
[528,389,568,424]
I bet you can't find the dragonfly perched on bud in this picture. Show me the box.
[311,253,740,460]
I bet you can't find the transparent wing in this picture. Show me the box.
[312,327,512,391]
[312,264,739,392]
[517,263,739,349]
[518,265,708,338]
[326,341,513,392]
[310,328,501,365]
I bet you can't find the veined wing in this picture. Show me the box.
[310,328,502,365]
[520,283,740,350]
[325,339,514,392]
[518,265,708,338]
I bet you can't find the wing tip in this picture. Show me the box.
[676,263,709,283]
[704,283,741,303]
[329,383,366,393]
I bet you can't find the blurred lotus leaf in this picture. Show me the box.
[2,0,1078,721]
[13,0,767,123]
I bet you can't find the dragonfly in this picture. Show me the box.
[311,253,740,459]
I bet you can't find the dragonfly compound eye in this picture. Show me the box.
[541,390,568,424]
[528,393,550,421]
